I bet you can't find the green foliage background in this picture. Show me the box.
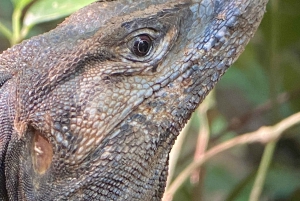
[0,0,299,200]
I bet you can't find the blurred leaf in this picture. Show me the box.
[210,115,227,137]
[204,164,239,201]
[220,48,270,105]
[10,0,32,9]
[264,165,300,199]
[289,188,300,201]
[0,21,12,40]
[9,0,17,6]
[23,0,97,27]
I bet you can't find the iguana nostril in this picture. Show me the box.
[32,130,53,174]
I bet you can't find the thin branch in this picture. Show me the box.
[212,89,300,142]
[164,112,300,199]
[226,92,289,130]
[190,100,210,184]
[162,122,190,201]
[249,0,280,200]
[11,7,22,45]
[249,140,277,201]
[191,97,212,201]
[166,119,190,187]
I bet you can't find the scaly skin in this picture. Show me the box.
[0,0,268,200]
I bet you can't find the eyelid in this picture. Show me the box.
[124,28,159,43]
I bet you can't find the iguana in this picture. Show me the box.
[0,0,268,200]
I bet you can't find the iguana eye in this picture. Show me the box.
[130,34,153,57]
[119,27,177,63]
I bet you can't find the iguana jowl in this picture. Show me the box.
[0,0,268,200]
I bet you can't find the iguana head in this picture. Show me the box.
[0,0,268,200]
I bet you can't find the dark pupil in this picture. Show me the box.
[133,35,151,56]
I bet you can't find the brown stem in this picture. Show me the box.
[164,112,300,199]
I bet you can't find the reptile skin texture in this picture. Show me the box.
[0,0,268,200]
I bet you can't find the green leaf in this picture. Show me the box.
[23,0,97,27]
[11,0,33,9]
[0,21,13,41]
[10,0,19,6]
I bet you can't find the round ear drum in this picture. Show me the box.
[32,129,53,175]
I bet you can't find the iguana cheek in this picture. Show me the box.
[32,129,53,174]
